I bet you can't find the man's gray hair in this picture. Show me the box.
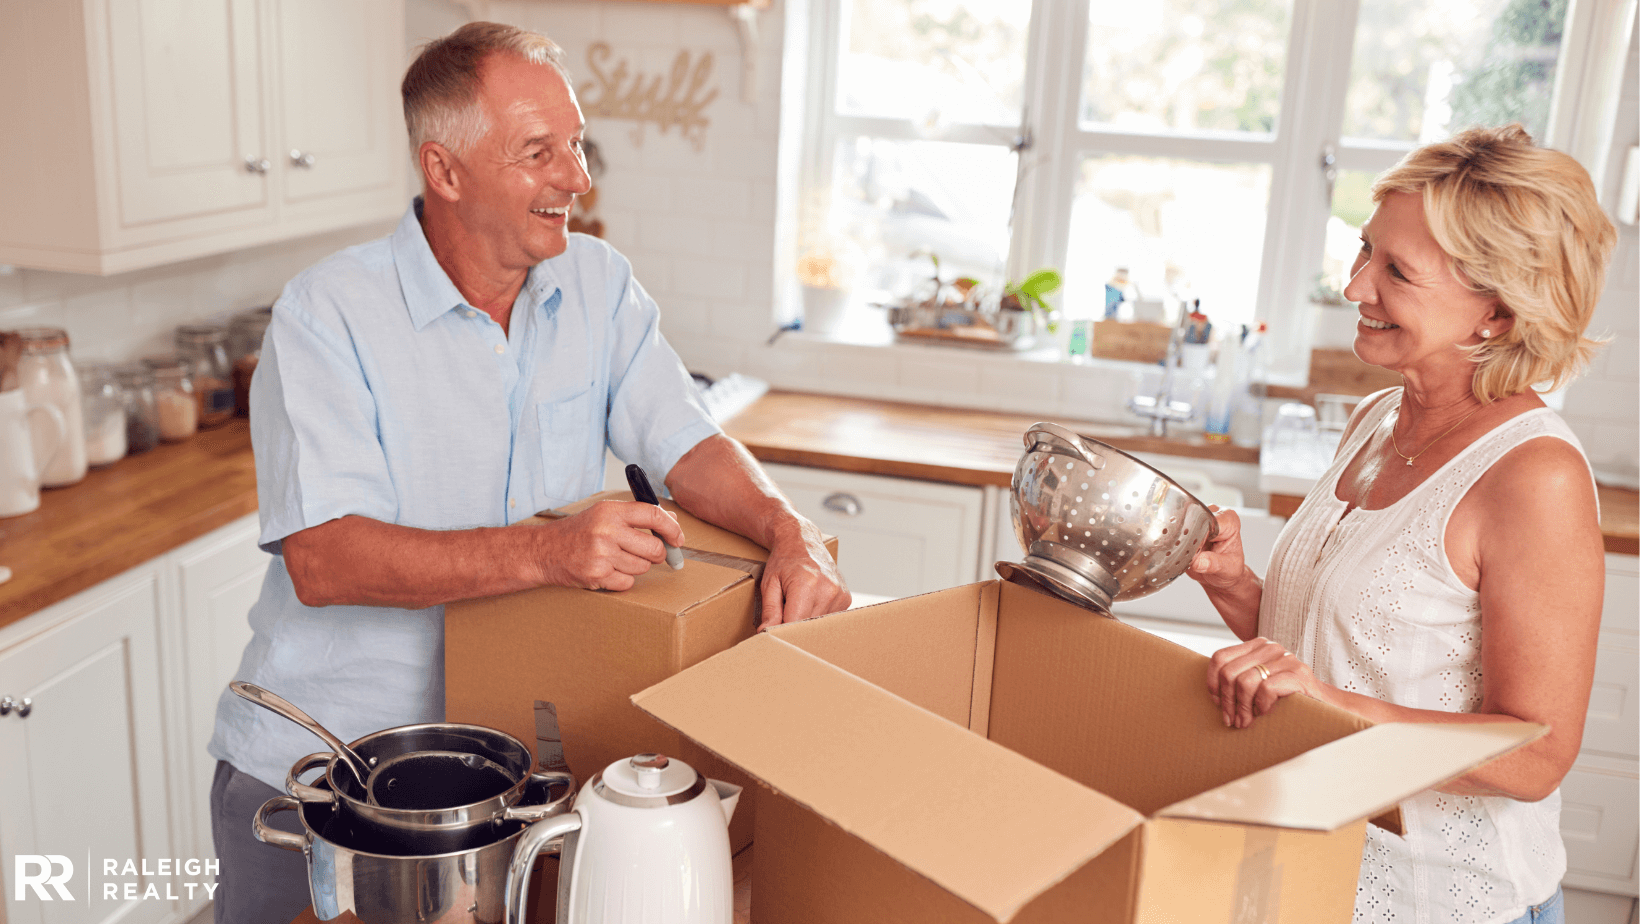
[402,21,570,158]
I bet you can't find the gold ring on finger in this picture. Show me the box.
[1255,663,1271,681]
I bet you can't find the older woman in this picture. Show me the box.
[1187,124,1616,924]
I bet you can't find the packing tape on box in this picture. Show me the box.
[533,700,570,773]
[1231,827,1281,924]
[681,548,766,627]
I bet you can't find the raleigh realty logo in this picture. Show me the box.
[14,854,220,902]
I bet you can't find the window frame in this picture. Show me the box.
[797,0,1636,384]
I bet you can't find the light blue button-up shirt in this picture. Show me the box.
[208,200,721,790]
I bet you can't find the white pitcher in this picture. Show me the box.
[0,388,66,518]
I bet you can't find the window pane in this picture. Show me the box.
[837,0,1031,125]
[1343,0,1568,143]
[1316,169,1377,302]
[1080,0,1292,134]
[822,136,1016,297]
[1063,156,1270,331]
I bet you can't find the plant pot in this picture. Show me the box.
[802,286,849,336]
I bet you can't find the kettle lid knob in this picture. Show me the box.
[630,753,670,790]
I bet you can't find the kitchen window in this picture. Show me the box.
[796,0,1632,380]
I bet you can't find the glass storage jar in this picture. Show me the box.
[176,323,235,428]
[15,327,87,487]
[144,356,198,442]
[113,363,160,454]
[228,307,272,417]
[78,363,127,467]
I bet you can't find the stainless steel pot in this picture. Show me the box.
[255,787,563,924]
[286,723,572,854]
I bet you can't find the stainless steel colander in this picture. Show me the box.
[994,422,1220,614]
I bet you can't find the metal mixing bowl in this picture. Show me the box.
[994,422,1219,614]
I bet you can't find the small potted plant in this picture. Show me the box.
[995,268,1062,347]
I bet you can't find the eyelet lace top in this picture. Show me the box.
[1259,388,1591,924]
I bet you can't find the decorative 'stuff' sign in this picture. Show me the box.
[578,42,717,151]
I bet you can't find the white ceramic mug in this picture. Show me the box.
[0,388,66,518]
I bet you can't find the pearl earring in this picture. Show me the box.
[1481,328,1492,338]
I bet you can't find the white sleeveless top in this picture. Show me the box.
[1260,388,1590,924]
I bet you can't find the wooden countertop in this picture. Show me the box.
[0,420,257,632]
[719,391,1259,488]
[1601,484,1640,555]
[1268,481,1639,556]
[4,393,1635,634]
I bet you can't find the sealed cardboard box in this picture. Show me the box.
[445,490,838,852]
[634,580,1541,924]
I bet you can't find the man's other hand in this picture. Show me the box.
[536,500,683,592]
[758,522,850,630]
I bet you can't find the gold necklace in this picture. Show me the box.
[1390,404,1483,466]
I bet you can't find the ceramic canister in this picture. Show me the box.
[0,388,65,517]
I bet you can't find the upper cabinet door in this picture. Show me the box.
[273,0,405,208]
[106,0,269,228]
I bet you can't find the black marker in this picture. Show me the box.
[625,464,684,570]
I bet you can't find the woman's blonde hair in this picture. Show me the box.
[1371,124,1617,401]
[402,22,568,159]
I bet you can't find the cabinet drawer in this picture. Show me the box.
[1561,755,1639,895]
[763,464,983,600]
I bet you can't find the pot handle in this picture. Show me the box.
[252,796,307,852]
[505,812,583,924]
[285,752,338,804]
[503,770,575,822]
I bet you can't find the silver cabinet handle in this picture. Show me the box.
[244,156,272,174]
[289,149,316,168]
[15,698,28,718]
[0,695,10,716]
[821,492,862,516]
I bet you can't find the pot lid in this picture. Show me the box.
[599,754,699,802]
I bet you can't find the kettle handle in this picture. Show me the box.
[505,811,583,924]
[252,796,307,852]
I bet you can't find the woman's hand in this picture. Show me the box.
[1187,506,1246,591]
[1207,636,1330,728]
[1186,507,1264,640]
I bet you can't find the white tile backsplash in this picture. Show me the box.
[671,256,745,301]
[3,222,393,369]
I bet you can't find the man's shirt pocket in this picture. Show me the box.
[535,385,603,508]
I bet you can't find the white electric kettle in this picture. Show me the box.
[505,753,741,924]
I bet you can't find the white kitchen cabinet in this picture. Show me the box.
[1566,553,1640,906]
[761,463,984,600]
[0,564,182,924]
[165,514,266,913]
[0,0,405,275]
[0,515,268,924]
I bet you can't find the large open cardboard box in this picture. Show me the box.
[445,490,838,854]
[634,580,1541,924]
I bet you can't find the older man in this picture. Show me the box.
[206,22,848,923]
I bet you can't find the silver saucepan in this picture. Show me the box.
[286,723,572,855]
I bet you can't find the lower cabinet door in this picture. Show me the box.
[762,464,984,600]
[0,566,183,924]
[172,515,267,892]
[1561,753,1640,896]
